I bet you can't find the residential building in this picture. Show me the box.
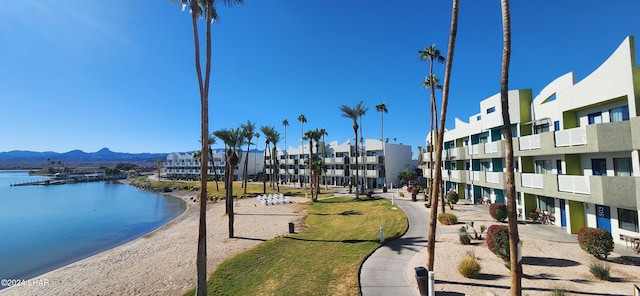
[164,149,265,181]
[265,139,414,189]
[423,36,640,244]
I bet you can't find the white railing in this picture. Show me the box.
[335,157,344,164]
[366,170,378,177]
[470,171,480,181]
[484,142,498,154]
[557,175,590,194]
[521,173,543,188]
[334,170,344,176]
[519,134,541,150]
[486,172,500,184]
[469,144,479,155]
[366,156,378,163]
[555,128,587,147]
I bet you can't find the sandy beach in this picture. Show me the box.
[0,189,307,296]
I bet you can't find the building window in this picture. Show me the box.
[609,105,630,122]
[556,159,562,175]
[554,121,560,131]
[587,112,602,124]
[591,158,607,176]
[535,160,552,174]
[618,208,639,232]
[534,123,550,134]
[613,157,633,176]
[476,115,481,121]
[487,106,496,114]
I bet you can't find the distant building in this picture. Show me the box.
[164,149,265,180]
[422,36,640,244]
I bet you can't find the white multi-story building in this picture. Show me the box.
[424,36,640,244]
[265,139,414,190]
[164,149,264,181]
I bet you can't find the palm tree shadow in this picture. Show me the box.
[521,256,580,267]
[385,236,428,254]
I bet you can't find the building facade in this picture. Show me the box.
[423,36,640,244]
[265,139,414,190]
[164,149,265,181]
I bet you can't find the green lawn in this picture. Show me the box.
[185,196,408,295]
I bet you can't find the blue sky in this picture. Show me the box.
[1,1,640,156]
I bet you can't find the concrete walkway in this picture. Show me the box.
[359,190,640,296]
[360,192,429,296]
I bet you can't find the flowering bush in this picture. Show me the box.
[486,225,510,261]
[406,185,414,193]
[577,227,614,260]
[489,203,508,222]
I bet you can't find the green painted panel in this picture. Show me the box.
[472,160,480,171]
[521,156,534,173]
[563,110,578,129]
[492,158,503,172]
[524,193,537,216]
[565,154,581,175]
[473,186,482,204]
[495,189,505,203]
[569,200,585,234]
[519,89,533,124]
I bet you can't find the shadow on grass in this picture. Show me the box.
[521,256,581,267]
[283,236,379,244]
[233,236,267,242]
[308,210,363,216]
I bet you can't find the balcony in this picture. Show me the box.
[485,171,501,184]
[324,157,335,164]
[366,170,380,178]
[557,175,590,195]
[520,173,544,189]
[519,134,541,150]
[554,128,587,147]
[366,156,382,164]
[589,176,639,209]
[335,157,345,164]
[285,159,296,165]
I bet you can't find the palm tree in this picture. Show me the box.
[375,102,388,191]
[213,128,243,239]
[311,129,325,197]
[282,119,289,184]
[340,101,367,200]
[206,135,220,191]
[319,128,329,189]
[240,120,256,194]
[423,74,445,213]
[260,125,276,194]
[358,104,368,193]
[175,1,243,294]
[297,114,307,187]
[303,130,315,199]
[268,130,281,191]
[426,0,459,273]
[500,0,521,294]
[155,158,163,180]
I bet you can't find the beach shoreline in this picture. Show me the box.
[0,183,306,296]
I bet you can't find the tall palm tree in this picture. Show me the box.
[358,104,369,193]
[176,1,243,294]
[426,0,459,273]
[282,119,289,184]
[319,128,329,189]
[260,125,276,194]
[240,120,256,194]
[303,130,315,199]
[420,44,445,212]
[155,158,163,180]
[375,102,388,191]
[311,129,325,197]
[340,101,367,200]
[268,130,281,191]
[297,114,307,187]
[500,0,521,294]
[213,128,243,239]
[423,74,445,213]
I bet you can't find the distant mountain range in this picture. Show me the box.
[0,148,169,169]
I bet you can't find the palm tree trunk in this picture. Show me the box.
[243,142,250,193]
[354,125,360,200]
[500,1,522,294]
[208,148,219,191]
[427,0,458,272]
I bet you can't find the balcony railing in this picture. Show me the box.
[521,173,543,188]
[486,172,500,184]
[484,142,498,154]
[469,144,479,155]
[518,134,541,150]
[470,171,480,181]
[557,175,590,194]
[366,156,380,163]
[555,128,587,147]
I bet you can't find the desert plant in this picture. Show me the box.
[462,221,487,240]
[589,261,611,280]
[458,252,481,278]
[486,225,510,261]
[446,190,459,209]
[489,202,508,222]
[550,287,567,296]
[459,231,471,245]
[399,192,404,197]
[578,227,614,260]
[438,212,458,225]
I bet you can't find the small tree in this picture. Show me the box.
[577,227,614,260]
[486,225,510,261]
[490,203,508,222]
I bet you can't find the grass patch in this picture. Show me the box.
[184,197,408,295]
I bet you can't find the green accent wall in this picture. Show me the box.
[455,138,464,147]
[519,89,533,124]
[563,110,578,129]
[491,128,503,141]
[524,193,537,216]
[569,200,585,234]
[521,156,534,173]
[491,158,503,172]
[495,189,505,203]
[473,186,482,204]
[565,154,581,175]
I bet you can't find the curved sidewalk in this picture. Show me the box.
[360,193,429,296]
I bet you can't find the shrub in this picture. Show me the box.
[458,252,481,278]
[550,288,566,296]
[411,187,420,195]
[399,192,404,197]
[438,212,458,225]
[489,203,508,222]
[486,225,510,261]
[461,221,487,240]
[589,261,610,280]
[446,190,459,206]
[577,227,614,260]
[459,232,471,245]
[406,185,414,193]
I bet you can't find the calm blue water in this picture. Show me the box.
[0,170,185,283]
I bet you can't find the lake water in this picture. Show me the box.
[0,170,185,285]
